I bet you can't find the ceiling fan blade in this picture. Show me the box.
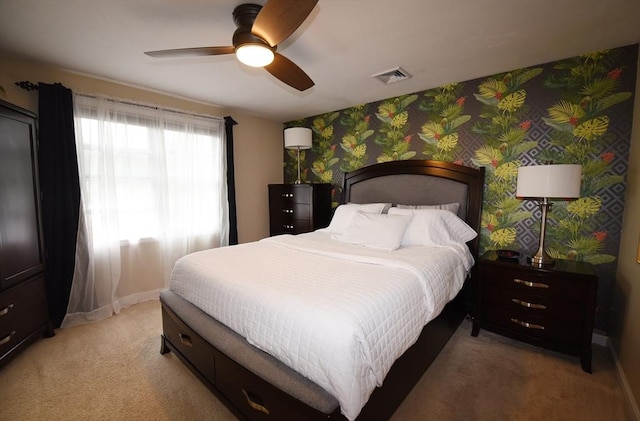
[265,53,314,91]
[252,0,318,47]
[145,46,235,58]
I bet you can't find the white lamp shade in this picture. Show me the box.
[284,127,312,150]
[516,164,582,198]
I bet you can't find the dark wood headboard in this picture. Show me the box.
[342,160,485,259]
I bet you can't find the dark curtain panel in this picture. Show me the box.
[224,116,238,245]
[38,83,81,328]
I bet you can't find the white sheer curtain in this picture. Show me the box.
[62,94,228,327]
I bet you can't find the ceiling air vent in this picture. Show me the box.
[371,67,412,84]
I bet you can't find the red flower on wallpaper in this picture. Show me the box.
[594,231,607,241]
[608,68,622,80]
[495,92,503,100]
[519,120,531,131]
[453,159,463,165]
[491,158,499,168]
[456,96,466,106]
[569,116,579,127]
[404,134,412,143]
[602,151,615,163]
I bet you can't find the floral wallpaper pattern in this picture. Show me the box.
[284,44,638,332]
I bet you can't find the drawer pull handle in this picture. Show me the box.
[513,278,549,289]
[510,318,545,330]
[178,333,193,347]
[282,209,294,214]
[242,388,270,415]
[0,304,14,317]
[0,331,16,346]
[511,298,546,310]
[281,193,293,198]
[283,225,294,229]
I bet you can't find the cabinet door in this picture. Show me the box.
[0,104,45,290]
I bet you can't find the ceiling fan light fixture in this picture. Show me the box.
[236,44,275,67]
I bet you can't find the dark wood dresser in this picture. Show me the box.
[268,184,332,236]
[471,251,598,372]
[0,99,53,369]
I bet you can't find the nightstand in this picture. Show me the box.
[268,184,332,236]
[471,251,598,373]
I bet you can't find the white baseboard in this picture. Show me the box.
[596,334,640,420]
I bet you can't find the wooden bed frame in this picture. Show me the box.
[160,160,485,420]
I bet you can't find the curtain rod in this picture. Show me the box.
[15,80,228,122]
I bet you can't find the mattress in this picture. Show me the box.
[169,231,473,420]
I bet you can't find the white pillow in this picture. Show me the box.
[337,212,412,251]
[388,208,477,247]
[396,202,460,214]
[324,203,389,234]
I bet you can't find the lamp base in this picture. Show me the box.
[529,253,555,267]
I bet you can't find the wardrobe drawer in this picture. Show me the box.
[215,351,329,421]
[161,305,215,384]
[0,276,48,357]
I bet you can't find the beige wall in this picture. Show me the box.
[0,52,283,244]
[612,55,640,412]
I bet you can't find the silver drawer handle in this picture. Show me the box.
[283,225,294,229]
[511,298,546,310]
[0,304,14,317]
[0,331,16,346]
[513,278,549,289]
[510,318,545,330]
[242,388,270,415]
[281,193,293,198]
[282,209,294,213]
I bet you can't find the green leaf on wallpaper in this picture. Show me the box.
[419,133,438,145]
[420,121,442,140]
[478,79,507,98]
[400,94,419,109]
[567,196,602,218]
[400,151,417,160]
[547,100,585,123]
[498,90,526,112]
[498,197,522,212]
[592,92,632,114]
[359,129,374,141]
[473,93,499,107]
[499,128,527,144]
[473,145,503,166]
[441,104,463,120]
[583,254,616,265]
[494,161,519,180]
[447,115,471,131]
[512,68,543,87]
[511,141,538,155]
[542,117,573,132]
[580,78,618,99]
[573,116,609,141]
[592,175,624,191]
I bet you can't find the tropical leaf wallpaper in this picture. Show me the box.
[284,44,638,332]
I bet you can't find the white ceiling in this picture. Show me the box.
[0,0,639,122]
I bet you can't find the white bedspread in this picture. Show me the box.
[169,231,473,420]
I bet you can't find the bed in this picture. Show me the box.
[159,159,485,420]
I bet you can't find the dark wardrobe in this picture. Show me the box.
[0,99,52,369]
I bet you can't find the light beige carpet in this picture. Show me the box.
[0,301,634,421]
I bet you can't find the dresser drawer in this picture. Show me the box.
[0,276,48,357]
[161,305,215,384]
[481,266,586,302]
[483,287,584,324]
[484,306,582,346]
[215,351,329,421]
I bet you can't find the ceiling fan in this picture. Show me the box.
[144,0,318,91]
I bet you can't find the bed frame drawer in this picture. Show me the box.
[161,305,215,384]
[215,351,332,421]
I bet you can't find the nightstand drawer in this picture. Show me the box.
[483,288,584,324]
[484,306,582,346]
[482,267,586,302]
